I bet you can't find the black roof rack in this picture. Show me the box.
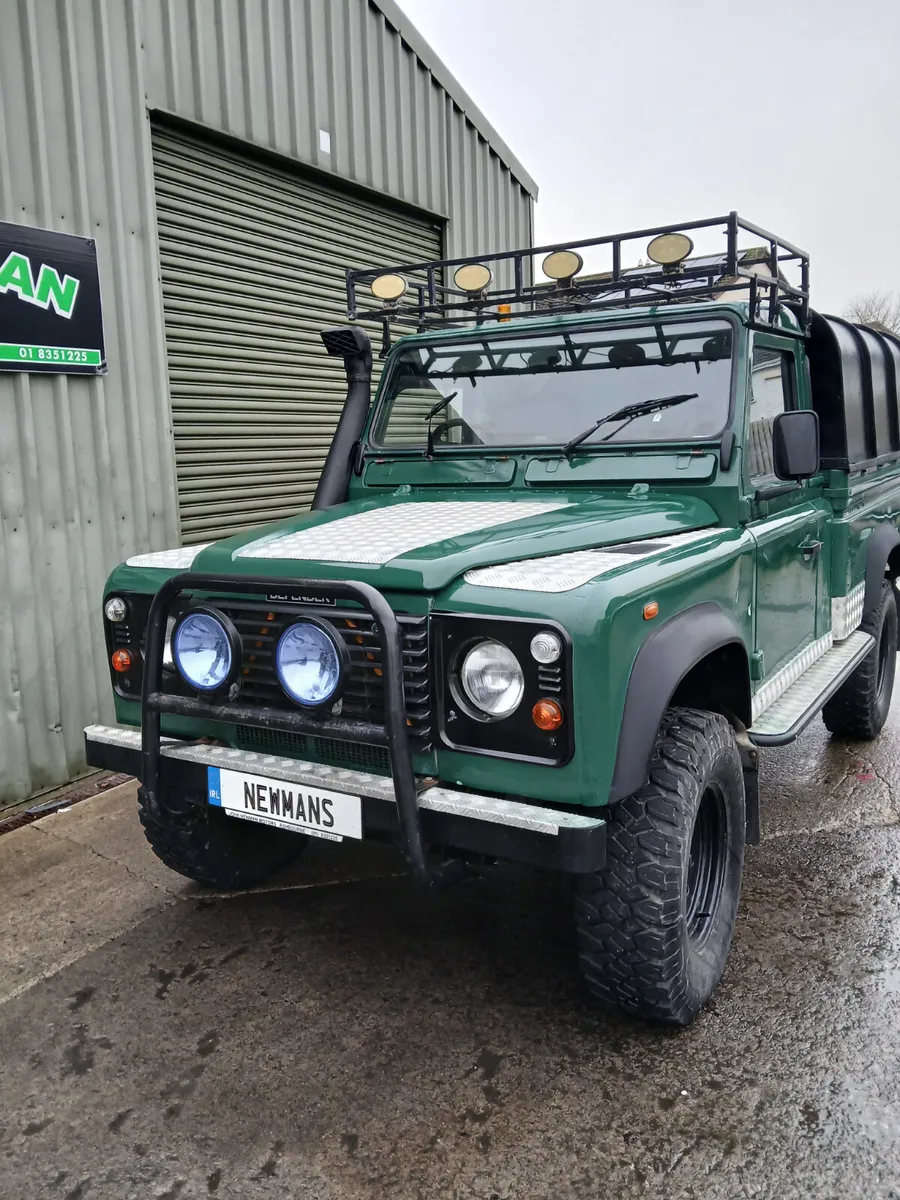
[346,212,810,353]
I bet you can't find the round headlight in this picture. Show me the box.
[104,596,128,623]
[173,611,234,692]
[459,640,524,718]
[276,621,343,708]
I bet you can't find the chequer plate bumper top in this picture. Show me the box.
[84,725,603,838]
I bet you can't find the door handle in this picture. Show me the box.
[800,539,823,561]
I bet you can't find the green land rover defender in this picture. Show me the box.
[86,214,900,1026]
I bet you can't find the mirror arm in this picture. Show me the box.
[754,481,801,503]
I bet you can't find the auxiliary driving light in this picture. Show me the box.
[453,263,493,294]
[646,232,694,267]
[541,250,584,282]
[370,273,408,302]
[276,620,345,708]
[172,610,236,692]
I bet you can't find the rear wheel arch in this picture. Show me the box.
[609,603,751,803]
[863,525,900,623]
[824,577,898,740]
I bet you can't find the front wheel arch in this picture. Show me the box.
[609,603,751,803]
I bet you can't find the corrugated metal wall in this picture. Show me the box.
[140,0,534,260]
[0,0,535,806]
[0,0,179,805]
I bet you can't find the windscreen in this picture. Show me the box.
[371,319,734,450]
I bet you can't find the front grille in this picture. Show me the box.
[210,602,432,748]
[233,726,392,775]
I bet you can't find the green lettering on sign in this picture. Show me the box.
[0,250,80,318]
[0,252,35,302]
[35,263,79,317]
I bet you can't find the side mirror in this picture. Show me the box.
[773,410,819,480]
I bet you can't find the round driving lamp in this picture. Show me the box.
[370,273,408,302]
[104,595,128,623]
[459,640,524,719]
[275,620,346,708]
[646,232,694,267]
[172,609,238,692]
[541,249,584,282]
[453,263,493,294]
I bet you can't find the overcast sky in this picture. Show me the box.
[394,0,900,314]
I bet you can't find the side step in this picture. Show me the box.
[749,629,874,745]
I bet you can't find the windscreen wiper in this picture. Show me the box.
[561,393,700,458]
[424,391,458,457]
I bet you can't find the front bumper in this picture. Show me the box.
[85,724,606,874]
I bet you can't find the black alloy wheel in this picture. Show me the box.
[574,707,746,1027]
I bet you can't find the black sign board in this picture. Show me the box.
[0,220,106,374]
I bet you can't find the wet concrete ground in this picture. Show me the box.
[2,705,900,1199]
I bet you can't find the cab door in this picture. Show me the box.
[746,338,825,680]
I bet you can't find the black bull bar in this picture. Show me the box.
[141,572,445,886]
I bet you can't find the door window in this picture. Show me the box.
[749,346,796,484]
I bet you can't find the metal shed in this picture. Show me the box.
[0,0,537,806]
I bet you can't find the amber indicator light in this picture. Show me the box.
[497,303,511,322]
[111,648,133,673]
[643,601,659,620]
[532,698,564,731]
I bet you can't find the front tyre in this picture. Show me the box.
[822,578,898,740]
[138,785,307,889]
[574,708,745,1027]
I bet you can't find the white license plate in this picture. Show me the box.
[207,766,362,842]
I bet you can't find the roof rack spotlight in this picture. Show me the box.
[370,273,408,302]
[646,232,694,269]
[454,263,493,294]
[346,213,811,338]
[542,249,583,286]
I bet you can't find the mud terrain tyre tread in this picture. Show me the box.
[574,708,745,1027]
[822,579,897,740]
[138,785,306,889]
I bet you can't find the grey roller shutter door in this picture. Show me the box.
[151,125,443,543]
